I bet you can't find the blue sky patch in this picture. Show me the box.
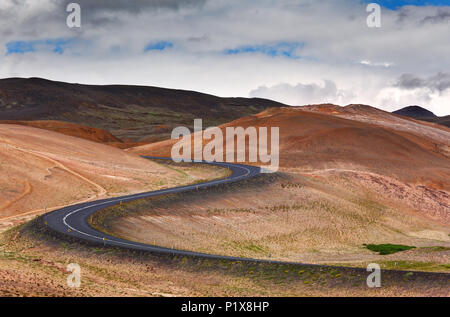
[224,42,303,59]
[144,41,174,52]
[6,39,73,55]
[363,0,450,10]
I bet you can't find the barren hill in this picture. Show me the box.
[131,104,450,187]
[393,106,437,119]
[104,105,450,266]
[392,106,450,128]
[0,124,184,221]
[0,77,286,142]
[130,104,450,223]
[0,120,123,145]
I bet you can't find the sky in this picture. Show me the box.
[0,0,449,116]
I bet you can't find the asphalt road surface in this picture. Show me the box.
[45,156,275,262]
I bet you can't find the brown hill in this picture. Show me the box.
[112,105,450,265]
[423,115,450,128]
[130,105,450,221]
[0,77,286,142]
[0,120,123,144]
[0,123,185,221]
[131,105,450,184]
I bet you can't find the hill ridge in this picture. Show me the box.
[0,77,287,142]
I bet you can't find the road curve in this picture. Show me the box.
[45,156,278,263]
[42,157,450,278]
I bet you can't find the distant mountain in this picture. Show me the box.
[392,106,449,128]
[425,115,450,128]
[393,106,437,119]
[0,77,287,142]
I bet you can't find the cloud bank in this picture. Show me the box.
[250,80,356,106]
[0,0,449,115]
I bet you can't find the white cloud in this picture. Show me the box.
[360,60,394,68]
[0,0,449,115]
[249,80,356,106]
[376,86,450,115]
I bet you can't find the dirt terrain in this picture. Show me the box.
[0,221,447,297]
[131,105,450,192]
[120,106,450,270]
[0,98,448,296]
[94,172,450,269]
[0,124,227,231]
[0,120,123,144]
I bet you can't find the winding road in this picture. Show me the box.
[43,157,450,282]
[45,156,272,262]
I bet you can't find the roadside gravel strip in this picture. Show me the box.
[44,157,450,281]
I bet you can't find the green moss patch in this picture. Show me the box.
[364,243,416,255]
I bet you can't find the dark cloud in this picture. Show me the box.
[395,7,412,24]
[395,7,450,25]
[395,74,425,89]
[395,73,450,93]
[421,8,450,24]
[64,0,207,14]
[187,34,210,43]
[58,0,208,27]
[88,15,122,27]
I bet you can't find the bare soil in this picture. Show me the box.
[0,220,447,297]
[0,124,227,231]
